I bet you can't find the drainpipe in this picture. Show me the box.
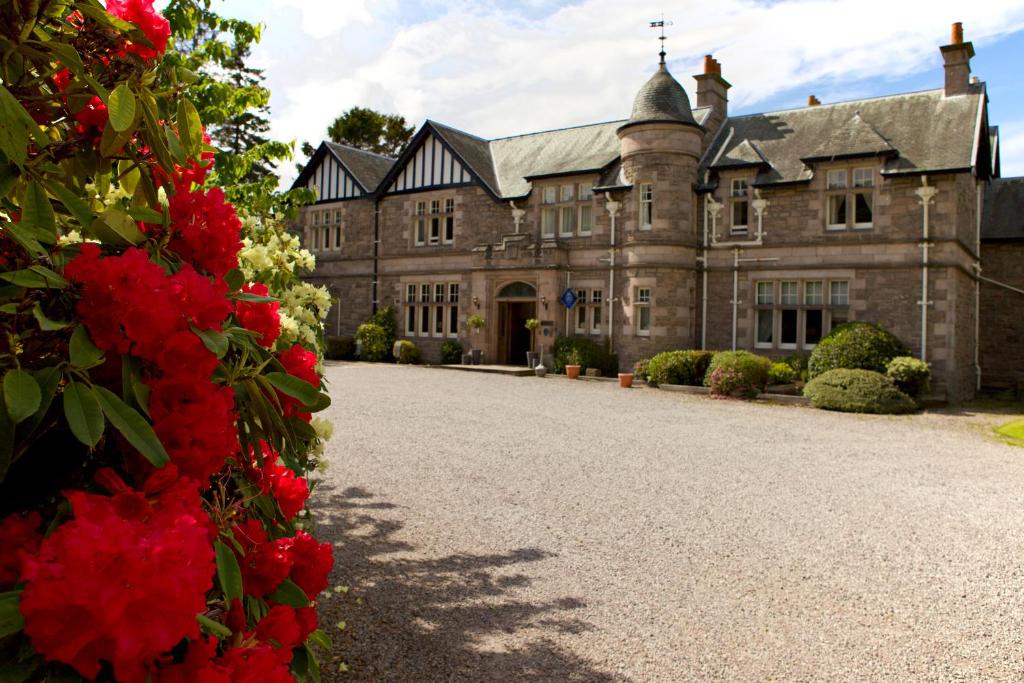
[729,248,780,351]
[974,182,983,392]
[914,177,937,362]
[372,198,381,315]
[605,197,621,354]
[699,195,717,349]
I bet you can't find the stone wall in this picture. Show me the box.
[979,242,1024,389]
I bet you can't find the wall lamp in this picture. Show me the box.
[540,295,548,310]
[472,296,480,308]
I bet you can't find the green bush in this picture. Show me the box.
[366,306,398,360]
[707,366,760,399]
[440,340,463,365]
[803,369,916,414]
[646,350,715,386]
[886,356,931,399]
[395,340,421,365]
[355,323,390,362]
[782,352,810,373]
[704,351,771,392]
[768,362,797,385]
[552,337,618,376]
[633,358,651,382]
[808,321,910,378]
[324,335,355,360]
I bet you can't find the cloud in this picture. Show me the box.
[1000,122,1024,177]
[258,0,1024,184]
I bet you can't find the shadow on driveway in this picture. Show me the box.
[313,484,617,682]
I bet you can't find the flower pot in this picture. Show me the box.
[462,353,472,365]
[565,364,581,379]
[534,363,547,378]
[618,373,634,388]
[471,349,482,365]
[526,351,537,368]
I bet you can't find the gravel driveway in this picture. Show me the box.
[313,363,1024,682]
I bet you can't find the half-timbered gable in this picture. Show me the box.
[294,142,394,203]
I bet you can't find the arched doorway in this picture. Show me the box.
[496,281,537,365]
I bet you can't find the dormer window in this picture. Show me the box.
[730,179,749,235]
[826,167,874,230]
[639,183,653,230]
[413,198,455,247]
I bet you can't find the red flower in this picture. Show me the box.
[276,344,321,421]
[148,377,238,481]
[153,637,229,683]
[167,187,242,278]
[19,480,214,683]
[234,519,293,597]
[72,95,108,133]
[264,458,309,521]
[106,0,171,60]
[218,644,294,683]
[287,531,333,599]
[170,265,232,332]
[235,283,281,348]
[0,512,41,587]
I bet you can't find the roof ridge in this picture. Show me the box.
[489,119,628,142]
[324,140,396,161]
[426,119,490,143]
[726,87,950,121]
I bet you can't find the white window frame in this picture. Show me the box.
[541,207,557,238]
[575,290,588,334]
[560,184,575,202]
[542,187,557,204]
[405,284,417,335]
[826,169,848,231]
[852,168,874,229]
[443,198,455,244]
[414,201,427,246]
[730,179,749,235]
[447,283,459,338]
[560,205,576,238]
[590,289,603,335]
[754,282,774,349]
[639,183,653,230]
[578,183,594,201]
[578,204,593,237]
[635,287,652,336]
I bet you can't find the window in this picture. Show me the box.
[560,185,575,202]
[415,202,426,245]
[443,198,455,243]
[406,282,460,339]
[639,183,653,230]
[575,290,588,333]
[579,205,593,236]
[779,282,798,348]
[541,207,557,238]
[312,225,320,251]
[322,227,331,252]
[311,211,319,227]
[429,200,441,245]
[826,168,874,230]
[542,187,557,204]
[755,279,850,349]
[413,198,454,246]
[448,284,459,337]
[730,179,749,234]
[636,287,651,335]
[829,280,850,331]
[578,184,593,201]
[334,225,342,249]
[419,284,430,335]
[591,290,603,334]
[755,282,774,348]
[405,285,416,335]
[560,206,575,237]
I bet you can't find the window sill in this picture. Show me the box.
[638,225,652,232]
[825,225,846,232]
[755,342,773,349]
[852,224,873,230]
[730,227,749,235]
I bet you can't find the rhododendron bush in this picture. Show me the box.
[0,2,334,681]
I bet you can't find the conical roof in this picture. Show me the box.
[623,62,698,129]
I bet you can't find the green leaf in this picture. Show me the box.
[269,578,309,607]
[92,385,169,467]
[0,86,30,167]
[307,629,332,651]
[0,399,12,483]
[0,265,68,289]
[196,613,232,639]
[177,98,203,157]
[306,644,322,683]
[0,590,24,639]
[127,206,163,224]
[47,41,85,79]
[265,372,320,407]
[224,268,245,292]
[43,179,95,228]
[32,303,70,331]
[21,181,55,238]
[118,159,141,195]
[108,83,136,133]
[89,208,144,246]
[20,365,62,437]
[0,221,45,258]
[233,292,279,303]
[63,381,104,448]
[308,392,331,413]
[70,326,104,369]
[194,327,228,359]
[215,540,243,602]
[3,369,41,424]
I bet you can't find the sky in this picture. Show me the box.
[202,0,1024,183]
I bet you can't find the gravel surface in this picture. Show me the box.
[313,363,1024,682]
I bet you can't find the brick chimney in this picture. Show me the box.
[940,21,975,96]
[807,95,821,107]
[693,54,730,130]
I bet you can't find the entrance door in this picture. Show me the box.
[499,301,536,365]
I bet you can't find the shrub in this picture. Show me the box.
[886,356,931,399]
[440,340,463,364]
[395,340,421,365]
[768,362,797,385]
[366,306,398,360]
[708,366,761,399]
[808,322,910,378]
[552,337,618,376]
[704,351,771,393]
[325,335,355,360]
[633,358,651,382]
[355,323,390,361]
[782,352,810,373]
[646,350,715,386]
[804,369,917,414]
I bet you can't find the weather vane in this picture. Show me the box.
[649,14,673,64]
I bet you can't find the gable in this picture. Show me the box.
[306,152,365,202]
[388,133,473,193]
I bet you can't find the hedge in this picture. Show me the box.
[324,336,355,360]
[355,323,390,362]
[803,369,917,414]
[440,340,463,365]
[807,321,910,378]
[552,336,618,376]
[886,356,931,399]
[768,362,797,385]
[704,351,771,398]
[395,340,421,364]
[646,350,714,386]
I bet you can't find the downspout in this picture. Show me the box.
[914,177,937,362]
[605,197,621,355]
[372,198,381,315]
[731,247,740,350]
[974,182,983,392]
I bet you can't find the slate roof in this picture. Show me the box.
[982,177,1024,240]
[324,142,394,191]
[621,63,698,129]
[701,87,986,186]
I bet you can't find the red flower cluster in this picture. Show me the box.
[0,512,41,587]
[154,637,295,683]
[263,458,309,521]
[19,478,213,683]
[148,378,239,481]
[106,0,171,61]
[277,345,320,421]
[236,283,282,347]
[167,186,243,278]
[234,519,333,599]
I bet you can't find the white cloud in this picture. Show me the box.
[1000,122,1024,177]
[256,0,1024,185]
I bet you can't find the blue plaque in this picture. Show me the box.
[560,288,579,309]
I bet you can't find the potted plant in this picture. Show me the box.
[524,318,540,367]
[618,371,634,388]
[467,314,485,365]
[565,348,582,380]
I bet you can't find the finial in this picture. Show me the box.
[649,14,673,65]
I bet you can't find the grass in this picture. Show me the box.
[995,419,1024,447]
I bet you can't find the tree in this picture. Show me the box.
[327,106,414,157]
[208,45,276,184]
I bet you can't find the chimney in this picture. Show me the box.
[694,54,730,126]
[808,95,821,107]
[940,21,975,96]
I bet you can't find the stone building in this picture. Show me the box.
[293,24,1023,402]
